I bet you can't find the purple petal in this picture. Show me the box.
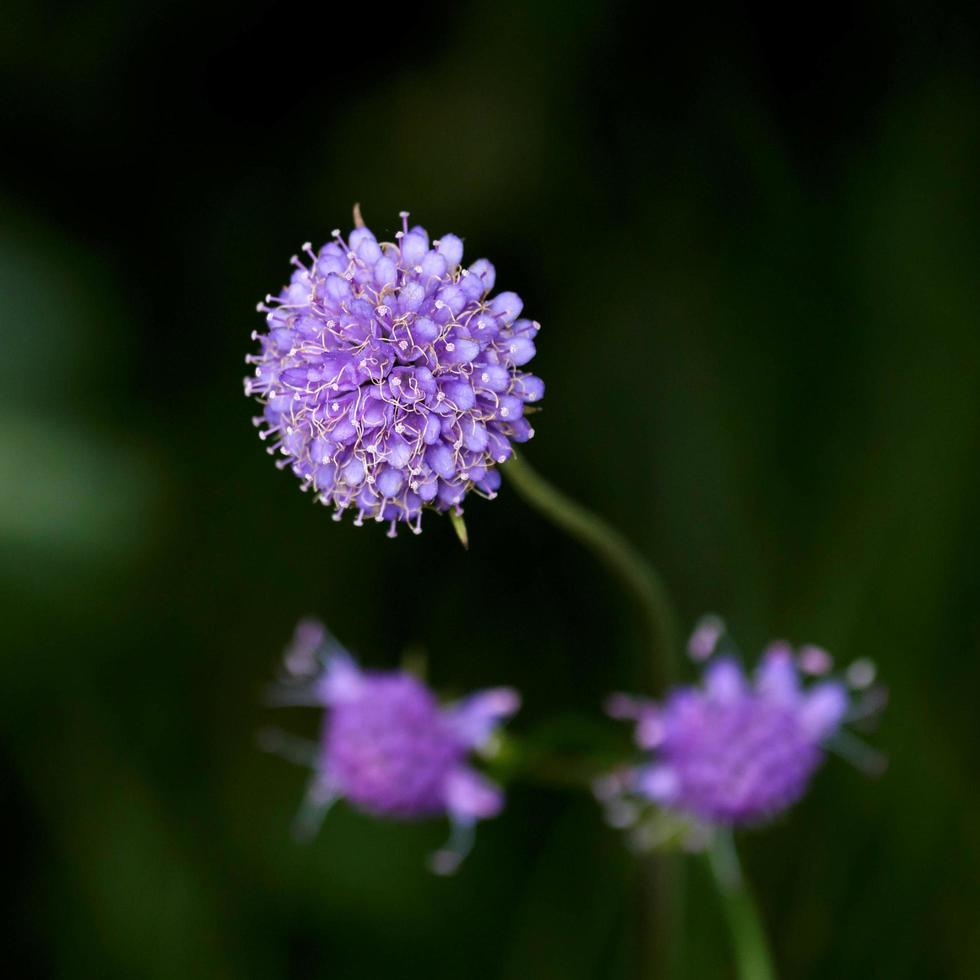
[446,687,520,748]
[687,614,725,662]
[443,766,504,821]
[400,231,428,266]
[637,764,679,804]
[490,291,523,322]
[282,618,326,677]
[704,657,747,703]
[800,681,849,739]
[315,653,364,705]
[756,643,801,703]
[798,644,833,675]
[467,258,495,292]
[436,234,464,267]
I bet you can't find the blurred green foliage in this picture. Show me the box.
[1,1,978,977]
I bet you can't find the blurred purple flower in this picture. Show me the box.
[263,619,519,874]
[601,616,884,831]
[245,210,543,535]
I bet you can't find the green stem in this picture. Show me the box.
[504,454,678,684]
[706,832,777,980]
[504,453,682,977]
[506,455,777,980]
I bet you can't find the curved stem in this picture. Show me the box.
[707,832,777,980]
[504,454,679,684]
[506,455,779,980]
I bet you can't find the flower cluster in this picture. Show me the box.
[265,620,519,873]
[599,618,882,834]
[247,209,887,899]
[245,210,543,535]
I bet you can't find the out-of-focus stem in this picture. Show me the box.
[707,832,777,980]
[504,454,678,684]
[504,453,683,977]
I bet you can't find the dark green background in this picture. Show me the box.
[2,1,978,977]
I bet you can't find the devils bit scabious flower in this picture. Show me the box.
[245,209,543,535]
[598,617,884,835]
[264,619,520,873]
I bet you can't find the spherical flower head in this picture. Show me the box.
[245,209,544,536]
[267,620,520,873]
[602,618,884,831]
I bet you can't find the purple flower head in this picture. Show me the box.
[601,616,885,834]
[245,209,543,536]
[264,619,520,873]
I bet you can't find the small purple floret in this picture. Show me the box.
[245,210,543,535]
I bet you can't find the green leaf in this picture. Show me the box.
[450,510,469,550]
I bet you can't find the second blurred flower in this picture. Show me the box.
[597,617,885,848]
[264,619,520,874]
